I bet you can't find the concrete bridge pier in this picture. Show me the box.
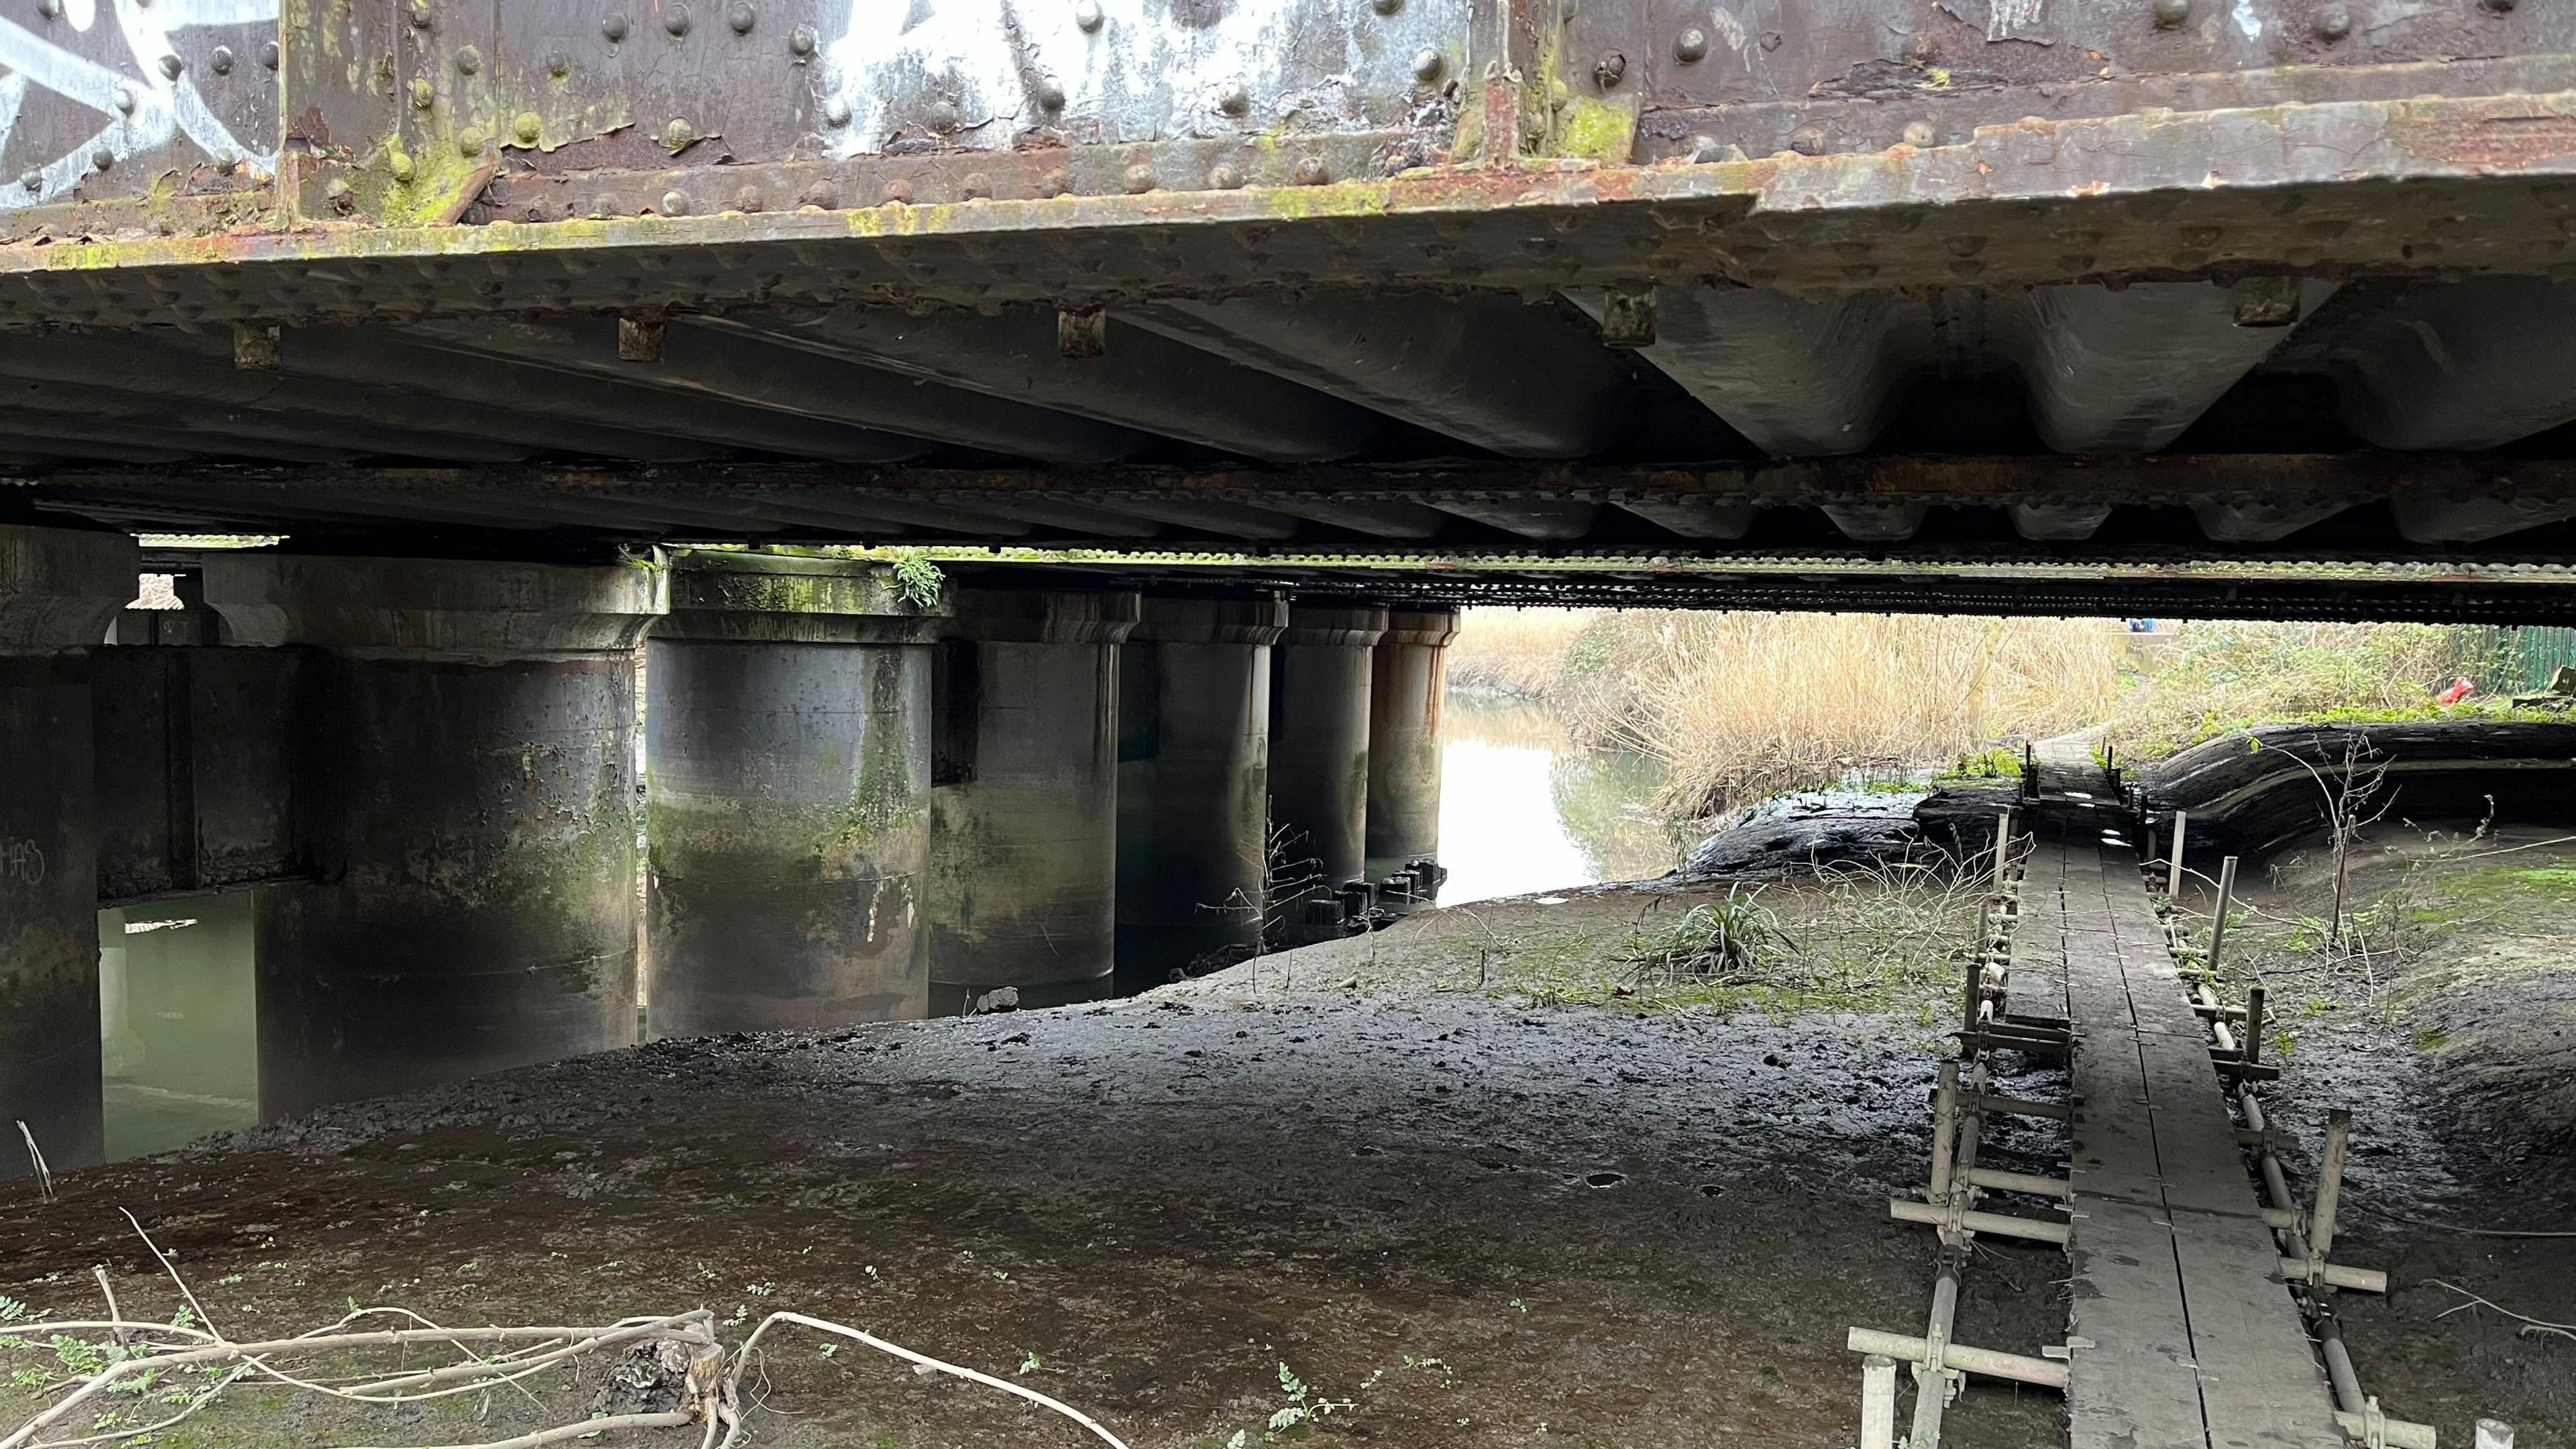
[0,525,140,1177]
[1267,605,1388,945]
[928,588,1140,1016]
[203,554,666,1119]
[645,553,947,1038]
[1114,594,1288,994]
[1366,608,1460,909]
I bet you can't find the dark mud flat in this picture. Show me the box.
[1,995,2068,1448]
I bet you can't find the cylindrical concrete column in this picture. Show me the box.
[1114,594,1287,994]
[645,553,946,1037]
[1366,608,1460,898]
[204,553,666,1119]
[0,525,138,1177]
[927,588,1138,1016]
[1267,605,1387,937]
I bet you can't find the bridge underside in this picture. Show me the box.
[0,0,2571,615]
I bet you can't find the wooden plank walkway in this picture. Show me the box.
[2010,733,2349,1449]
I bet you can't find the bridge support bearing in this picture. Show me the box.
[1114,595,1287,995]
[1366,608,1459,912]
[0,525,138,1177]
[204,553,666,1120]
[1267,606,1387,946]
[645,553,946,1039]
[927,588,1139,1016]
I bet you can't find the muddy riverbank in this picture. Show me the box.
[2,859,2568,1448]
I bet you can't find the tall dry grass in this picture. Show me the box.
[1448,607,1603,698]
[1556,612,2127,818]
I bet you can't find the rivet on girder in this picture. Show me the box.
[1041,170,1070,196]
[961,172,994,199]
[1410,48,1442,82]
[1075,0,1103,31]
[798,181,841,210]
[602,12,630,41]
[1208,162,1244,189]
[390,152,416,182]
[879,179,913,205]
[1371,0,1401,13]
[457,127,486,156]
[547,51,573,78]
[409,0,433,25]
[2481,0,2516,10]
[659,189,690,215]
[233,323,281,370]
[456,45,482,74]
[733,184,765,212]
[1597,282,1656,348]
[513,111,543,145]
[113,85,136,114]
[209,45,234,74]
[325,176,356,212]
[789,23,816,56]
[2314,3,2350,38]
[665,5,692,35]
[259,40,280,68]
[1058,307,1106,360]
[1787,123,1826,156]
[35,0,58,18]
[926,99,961,131]
[1293,156,1328,184]
[619,315,666,362]
[1036,76,1066,109]
[1216,80,1250,115]
[2152,0,2188,26]
[1673,28,1706,62]
[1593,50,1625,88]
[90,147,112,171]
[1902,120,1933,146]
[729,2,756,32]
[1122,162,1157,193]
[411,76,435,108]
[822,95,852,127]
[664,117,696,151]
[158,53,182,79]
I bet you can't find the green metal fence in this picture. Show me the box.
[2502,626,2576,694]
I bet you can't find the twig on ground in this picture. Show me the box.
[339,1410,697,1449]
[717,1311,1130,1449]
[12,1124,50,1203]
[2428,1279,2576,1344]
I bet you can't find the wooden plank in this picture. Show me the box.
[2068,1198,2210,1449]
[2171,1208,2349,1449]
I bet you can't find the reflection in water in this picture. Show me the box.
[1438,697,1685,906]
[98,891,260,1161]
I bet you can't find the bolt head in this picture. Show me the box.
[209,44,233,73]
[1673,27,1707,61]
[411,76,436,108]
[1216,80,1250,114]
[1074,0,1103,30]
[821,95,852,127]
[601,11,629,40]
[2152,0,2189,25]
[1122,162,1157,193]
[1410,48,1442,82]
[659,189,690,215]
[664,4,691,34]
[1292,156,1328,185]
[325,176,354,210]
[1207,162,1244,189]
[259,40,280,68]
[158,52,182,79]
[728,1,755,31]
[663,117,695,150]
[1036,76,1066,109]
[1593,50,1626,88]
[789,22,816,55]
[513,111,542,144]
[455,44,481,74]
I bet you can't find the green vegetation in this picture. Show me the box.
[1619,889,1790,982]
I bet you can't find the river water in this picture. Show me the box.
[1435,695,1687,905]
[83,694,1680,1161]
